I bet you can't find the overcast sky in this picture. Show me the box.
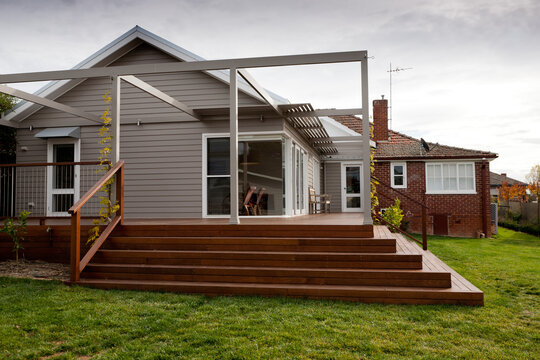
[1,0,538,181]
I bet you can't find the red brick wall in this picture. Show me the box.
[373,99,389,141]
[374,160,491,238]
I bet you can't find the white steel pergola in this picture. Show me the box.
[0,51,372,225]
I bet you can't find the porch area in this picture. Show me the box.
[0,211,483,305]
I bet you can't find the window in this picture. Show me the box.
[391,162,407,188]
[204,136,285,216]
[46,138,80,216]
[426,162,475,194]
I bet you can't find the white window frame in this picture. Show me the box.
[425,161,476,194]
[46,138,81,216]
[391,162,407,189]
[202,132,287,218]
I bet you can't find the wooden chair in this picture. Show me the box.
[242,186,256,215]
[308,187,332,214]
[251,187,266,216]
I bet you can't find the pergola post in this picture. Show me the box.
[361,55,373,225]
[229,68,240,224]
[110,75,121,165]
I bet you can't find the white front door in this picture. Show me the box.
[341,162,363,212]
[47,139,80,216]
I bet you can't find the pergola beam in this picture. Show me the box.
[238,70,282,117]
[0,51,366,84]
[285,108,363,117]
[0,84,101,124]
[120,75,201,120]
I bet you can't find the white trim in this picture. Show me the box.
[425,162,476,194]
[46,138,80,216]
[391,162,407,189]
[341,162,363,212]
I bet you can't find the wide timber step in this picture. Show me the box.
[110,224,374,239]
[75,278,484,306]
[74,223,484,306]
[82,264,452,288]
[92,249,423,269]
[103,236,397,253]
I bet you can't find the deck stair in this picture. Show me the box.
[77,223,483,305]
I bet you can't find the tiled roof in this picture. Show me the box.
[331,115,498,160]
[490,172,526,187]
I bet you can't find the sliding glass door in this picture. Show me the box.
[205,136,284,216]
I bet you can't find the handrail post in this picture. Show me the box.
[421,202,427,250]
[116,163,124,225]
[70,211,81,282]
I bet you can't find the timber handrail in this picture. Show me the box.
[372,174,428,250]
[68,160,124,282]
[371,175,427,208]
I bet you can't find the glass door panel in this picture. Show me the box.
[341,163,362,212]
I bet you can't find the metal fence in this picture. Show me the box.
[0,162,106,218]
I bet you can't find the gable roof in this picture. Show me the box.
[490,172,526,187]
[4,26,289,123]
[332,115,498,160]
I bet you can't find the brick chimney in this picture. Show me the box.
[373,97,389,141]
[501,173,507,184]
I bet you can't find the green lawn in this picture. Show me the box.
[0,228,538,360]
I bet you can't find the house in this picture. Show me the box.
[0,27,485,305]
[332,98,498,237]
[0,26,371,221]
[490,172,527,201]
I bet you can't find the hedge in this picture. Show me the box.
[498,220,540,237]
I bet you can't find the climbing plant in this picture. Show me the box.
[87,90,119,244]
[370,124,379,216]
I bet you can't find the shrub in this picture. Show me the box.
[499,219,540,237]
[382,198,404,232]
[0,211,31,262]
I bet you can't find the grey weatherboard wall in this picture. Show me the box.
[16,43,286,218]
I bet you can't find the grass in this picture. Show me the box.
[0,228,538,359]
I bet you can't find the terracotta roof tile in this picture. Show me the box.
[331,115,498,160]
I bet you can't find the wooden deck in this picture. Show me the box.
[69,221,483,306]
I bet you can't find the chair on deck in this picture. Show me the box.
[241,186,256,215]
[251,187,266,216]
[308,187,331,214]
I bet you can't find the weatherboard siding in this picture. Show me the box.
[21,43,261,127]
[16,118,282,218]
[325,162,342,213]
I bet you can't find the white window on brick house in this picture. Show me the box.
[391,162,407,188]
[425,162,476,194]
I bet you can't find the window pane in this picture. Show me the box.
[394,176,403,186]
[53,144,75,189]
[238,141,283,215]
[207,177,230,215]
[347,196,361,208]
[393,165,403,176]
[427,165,442,191]
[53,194,74,213]
[207,138,230,175]
[346,166,361,194]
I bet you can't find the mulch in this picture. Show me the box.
[0,259,69,281]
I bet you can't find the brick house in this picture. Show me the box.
[333,98,498,237]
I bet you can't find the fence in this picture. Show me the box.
[0,162,107,219]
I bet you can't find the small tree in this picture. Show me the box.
[526,164,540,223]
[0,211,30,262]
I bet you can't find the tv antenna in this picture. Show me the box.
[387,63,412,130]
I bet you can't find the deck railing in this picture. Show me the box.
[372,175,428,250]
[68,160,124,282]
[0,161,105,220]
